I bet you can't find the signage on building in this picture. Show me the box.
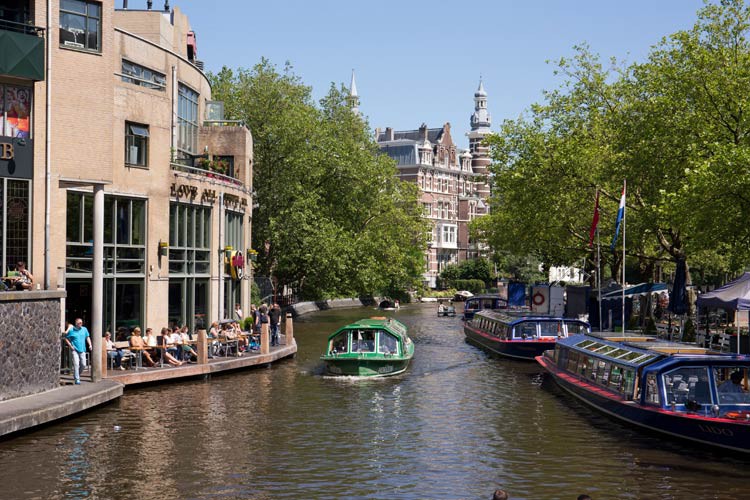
[0,136,33,179]
[170,182,247,210]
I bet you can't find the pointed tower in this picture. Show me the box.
[468,78,491,200]
[349,69,360,115]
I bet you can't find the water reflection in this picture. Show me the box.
[1,304,749,499]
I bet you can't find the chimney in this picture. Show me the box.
[164,0,170,12]
[374,127,381,141]
[122,0,128,8]
[147,0,152,9]
[385,127,394,141]
[419,122,428,141]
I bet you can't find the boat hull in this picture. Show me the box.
[537,355,750,454]
[322,356,412,377]
[464,323,554,360]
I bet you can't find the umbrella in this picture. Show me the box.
[668,258,688,315]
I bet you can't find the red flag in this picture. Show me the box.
[588,190,600,248]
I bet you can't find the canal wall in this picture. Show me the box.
[0,291,65,402]
[288,297,380,317]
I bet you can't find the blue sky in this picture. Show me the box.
[168,0,706,148]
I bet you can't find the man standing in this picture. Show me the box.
[234,303,243,322]
[65,318,92,384]
[269,303,282,346]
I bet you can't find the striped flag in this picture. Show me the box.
[610,182,626,250]
[588,190,600,248]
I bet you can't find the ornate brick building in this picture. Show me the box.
[376,80,492,288]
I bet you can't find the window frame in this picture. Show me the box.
[59,0,102,53]
[124,122,149,168]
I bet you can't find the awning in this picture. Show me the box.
[601,283,667,301]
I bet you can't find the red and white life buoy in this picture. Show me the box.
[533,292,545,306]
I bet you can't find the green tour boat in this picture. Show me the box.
[320,317,415,377]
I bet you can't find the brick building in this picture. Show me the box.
[375,80,491,288]
[0,1,253,340]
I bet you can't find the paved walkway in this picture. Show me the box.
[0,379,123,438]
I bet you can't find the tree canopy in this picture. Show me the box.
[210,60,428,299]
[475,0,750,286]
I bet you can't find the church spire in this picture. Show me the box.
[470,77,491,133]
[349,69,359,115]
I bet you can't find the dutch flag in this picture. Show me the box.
[610,182,626,250]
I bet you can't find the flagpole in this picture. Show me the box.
[597,224,602,332]
[622,179,627,333]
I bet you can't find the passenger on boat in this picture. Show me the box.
[719,371,746,394]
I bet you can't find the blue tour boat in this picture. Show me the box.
[537,332,750,454]
[462,294,509,321]
[464,310,590,360]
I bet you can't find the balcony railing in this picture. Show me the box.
[0,19,44,37]
[170,162,249,192]
[203,119,246,127]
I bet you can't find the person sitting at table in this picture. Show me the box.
[104,331,125,370]
[143,328,162,364]
[9,261,33,290]
[232,321,249,352]
[169,327,184,360]
[159,327,183,366]
[207,321,220,357]
[129,327,157,367]
[180,325,198,362]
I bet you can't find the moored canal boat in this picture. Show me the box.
[464,310,590,360]
[537,333,750,454]
[320,317,414,377]
[462,294,509,321]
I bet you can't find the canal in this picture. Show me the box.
[1,303,748,499]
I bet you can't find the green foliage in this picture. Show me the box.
[210,60,428,300]
[242,316,254,332]
[644,317,657,336]
[439,258,494,289]
[250,281,261,306]
[476,0,750,284]
[454,279,486,294]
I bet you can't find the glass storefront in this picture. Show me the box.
[169,203,211,331]
[0,178,30,274]
[66,192,146,333]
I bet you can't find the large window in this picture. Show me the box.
[169,203,212,331]
[223,210,244,315]
[0,179,30,274]
[177,83,199,160]
[60,0,101,52]
[125,122,149,168]
[121,60,166,91]
[0,85,32,138]
[66,192,146,332]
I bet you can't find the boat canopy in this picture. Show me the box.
[559,334,663,368]
[326,317,408,341]
[600,282,668,301]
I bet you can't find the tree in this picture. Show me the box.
[209,61,428,299]
[477,1,750,286]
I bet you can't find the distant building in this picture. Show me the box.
[375,80,491,288]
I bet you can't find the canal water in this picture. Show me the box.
[1,303,749,499]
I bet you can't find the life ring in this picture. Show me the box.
[533,292,545,306]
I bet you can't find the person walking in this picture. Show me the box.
[269,303,282,346]
[65,318,92,384]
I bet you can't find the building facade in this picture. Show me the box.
[0,1,253,339]
[375,81,491,288]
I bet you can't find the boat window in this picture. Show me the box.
[576,339,596,349]
[566,350,580,373]
[584,342,606,352]
[566,322,589,335]
[599,360,612,386]
[515,322,537,339]
[595,345,618,356]
[579,356,594,378]
[621,368,635,395]
[645,373,660,405]
[351,330,376,353]
[609,349,629,359]
[378,331,399,355]
[330,332,348,354]
[713,367,750,405]
[539,321,562,337]
[608,365,625,391]
[664,366,713,406]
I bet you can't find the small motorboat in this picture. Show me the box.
[437,301,456,317]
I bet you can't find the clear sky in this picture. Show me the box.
[161,0,706,149]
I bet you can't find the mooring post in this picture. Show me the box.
[285,312,294,345]
[197,329,208,364]
[261,323,270,354]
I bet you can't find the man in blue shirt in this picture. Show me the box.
[65,318,92,384]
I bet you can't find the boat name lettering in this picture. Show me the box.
[698,424,733,437]
[377,365,394,374]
